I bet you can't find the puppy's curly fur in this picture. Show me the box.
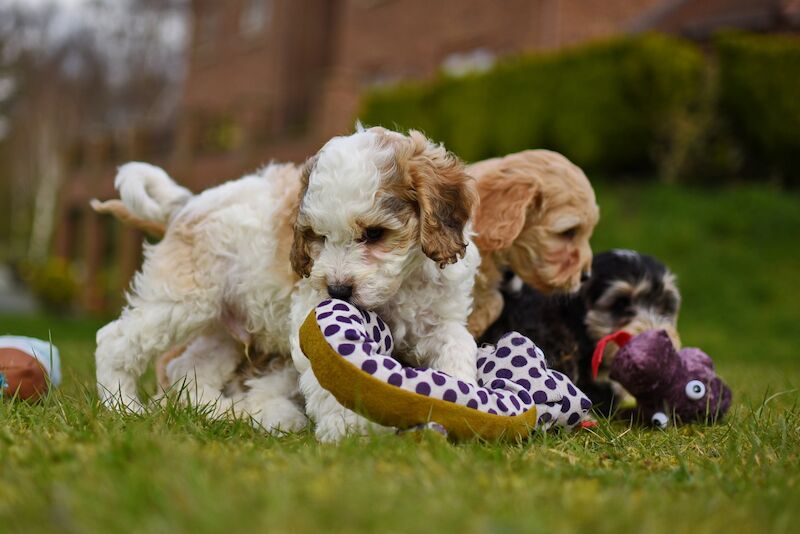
[467,150,599,338]
[479,250,681,415]
[93,127,481,442]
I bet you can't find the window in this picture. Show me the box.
[240,0,273,38]
[441,48,496,78]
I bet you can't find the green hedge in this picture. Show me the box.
[361,34,705,174]
[360,33,800,184]
[716,32,800,185]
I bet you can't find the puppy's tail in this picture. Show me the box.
[115,162,192,224]
[90,199,168,238]
[91,162,192,239]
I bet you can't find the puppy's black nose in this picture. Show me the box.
[580,271,591,283]
[327,284,353,300]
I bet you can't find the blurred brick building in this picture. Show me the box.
[54,0,800,312]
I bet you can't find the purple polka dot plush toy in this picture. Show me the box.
[299,299,592,441]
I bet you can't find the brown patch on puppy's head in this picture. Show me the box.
[290,155,319,278]
[390,130,478,268]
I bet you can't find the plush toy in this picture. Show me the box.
[299,299,592,441]
[0,336,61,401]
[592,330,732,428]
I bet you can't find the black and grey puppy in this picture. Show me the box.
[479,249,681,415]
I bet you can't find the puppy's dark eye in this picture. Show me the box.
[610,295,632,315]
[303,228,324,242]
[559,227,578,239]
[361,227,385,244]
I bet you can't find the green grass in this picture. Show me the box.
[1,182,799,533]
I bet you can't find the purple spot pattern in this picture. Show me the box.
[313,300,591,432]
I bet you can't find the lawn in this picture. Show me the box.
[1,182,798,533]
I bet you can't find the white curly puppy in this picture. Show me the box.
[95,127,481,442]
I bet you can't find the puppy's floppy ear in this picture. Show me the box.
[290,225,313,278]
[290,155,318,277]
[403,130,478,268]
[472,167,540,252]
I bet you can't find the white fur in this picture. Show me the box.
[230,365,307,434]
[96,130,480,443]
[162,327,307,433]
[115,162,192,224]
[96,163,299,420]
[164,326,241,412]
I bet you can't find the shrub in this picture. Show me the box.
[358,82,443,143]
[657,60,747,185]
[716,32,800,186]
[19,257,79,314]
[360,34,705,176]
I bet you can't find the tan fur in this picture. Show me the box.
[467,258,505,336]
[270,164,305,284]
[144,218,203,295]
[91,200,202,298]
[468,150,599,337]
[90,199,167,238]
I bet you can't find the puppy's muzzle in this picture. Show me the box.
[327,284,353,301]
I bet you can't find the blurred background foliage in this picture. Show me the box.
[362,32,800,187]
[0,0,185,313]
[17,256,79,314]
[716,32,800,185]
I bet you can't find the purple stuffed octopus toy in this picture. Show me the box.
[593,329,732,428]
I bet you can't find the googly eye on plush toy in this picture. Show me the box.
[651,411,669,429]
[684,380,706,400]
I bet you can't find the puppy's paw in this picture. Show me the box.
[314,410,382,443]
[252,399,309,435]
[421,326,479,384]
[434,355,479,384]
